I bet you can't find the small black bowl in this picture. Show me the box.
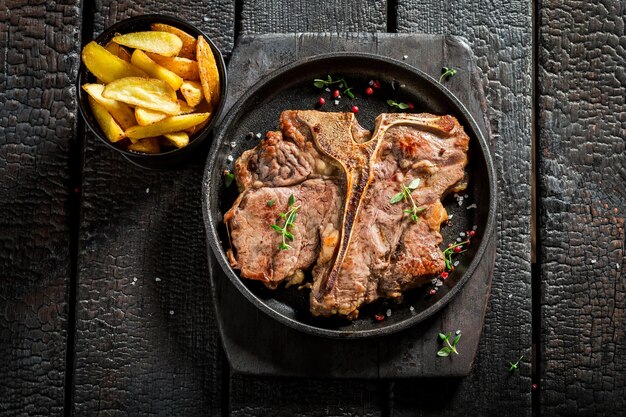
[77,14,228,169]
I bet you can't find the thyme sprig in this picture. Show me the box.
[390,178,426,222]
[313,75,355,99]
[443,240,469,270]
[508,355,524,372]
[439,67,458,83]
[387,99,409,110]
[270,194,300,250]
[437,332,461,357]
[224,170,235,187]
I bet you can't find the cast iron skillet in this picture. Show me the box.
[203,53,496,339]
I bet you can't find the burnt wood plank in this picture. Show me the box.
[538,1,626,414]
[240,0,387,34]
[71,1,234,416]
[229,4,388,416]
[393,0,533,415]
[0,2,81,415]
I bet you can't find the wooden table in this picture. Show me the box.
[1,1,623,415]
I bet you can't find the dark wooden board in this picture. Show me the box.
[0,3,80,416]
[70,1,234,416]
[210,32,495,378]
[538,1,626,414]
[393,0,534,415]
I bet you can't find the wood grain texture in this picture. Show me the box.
[0,1,80,415]
[240,0,387,34]
[71,1,234,415]
[394,0,533,415]
[538,1,626,414]
[228,5,389,416]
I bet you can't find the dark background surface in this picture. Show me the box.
[0,0,623,416]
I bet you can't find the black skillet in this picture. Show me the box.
[202,53,496,339]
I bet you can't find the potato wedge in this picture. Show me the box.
[130,49,183,90]
[128,138,161,153]
[82,41,147,83]
[145,53,199,80]
[125,113,210,139]
[105,41,131,62]
[196,35,220,108]
[135,107,167,126]
[112,31,183,57]
[102,77,180,115]
[150,23,196,59]
[88,96,125,143]
[82,83,136,130]
[179,80,204,107]
[164,131,190,148]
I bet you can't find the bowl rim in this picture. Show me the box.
[76,14,228,159]
[203,52,497,339]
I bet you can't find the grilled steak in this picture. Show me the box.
[224,110,469,318]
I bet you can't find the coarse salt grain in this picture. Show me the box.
[472,225,478,230]
[386,309,392,317]
[449,214,454,219]
[464,194,469,198]
[369,80,374,86]
[145,188,150,194]
[227,155,234,162]
[203,16,209,21]
[403,55,408,60]
[453,261,460,267]
[255,133,262,139]
[409,306,415,311]
[456,330,461,335]
[591,259,597,264]
[334,100,339,105]
[169,310,174,315]
[131,277,137,285]
[466,203,477,209]
[325,87,330,92]
[460,232,466,237]
[457,237,462,242]
[435,280,443,287]
[155,277,161,282]
[400,84,406,88]
[431,278,438,285]
[230,141,236,148]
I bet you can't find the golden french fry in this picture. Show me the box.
[112,31,183,57]
[125,113,210,139]
[196,35,220,108]
[164,131,190,148]
[130,49,183,90]
[102,77,180,115]
[82,84,137,130]
[185,99,212,134]
[150,23,196,59]
[135,107,167,126]
[180,80,204,107]
[144,52,199,80]
[88,96,125,143]
[128,138,161,153]
[82,41,147,83]
[135,99,195,126]
[105,41,131,62]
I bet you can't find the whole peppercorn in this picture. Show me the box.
[365,87,374,95]
[351,105,359,113]
[318,97,326,106]
[429,288,437,296]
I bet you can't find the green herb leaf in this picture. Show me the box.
[267,199,276,207]
[224,171,235,187]
[437,347,451,357]
[508,355,524,372]
[270,224,283,233]
[387,99,410,110]
[390,192,405,204]
[397,102,409,109]
[438,67,458,83]
[288,194,295,206]
[279,242,290,250]
[387,99,396,106]
[407,178,421,190]
[284,231,294,240]
[345,89,355,99]
[313,80,326,88]
[453,334,461,346]
[439,333,447,340]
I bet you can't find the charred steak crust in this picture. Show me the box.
[225,111,469,319]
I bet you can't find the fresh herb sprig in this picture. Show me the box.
[313,75,355,99]
[224,170,235,187]
[270,194,300,250]
[390,178,426,222]
[439,67,458,83]
[443,240,469,270]
[387,99,410,110]
[437,332,461,357]
[508,355,524,372]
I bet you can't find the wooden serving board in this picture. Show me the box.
[208,33,495,378]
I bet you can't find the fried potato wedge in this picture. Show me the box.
[130,49,183,90]
[105,41,131,62]
[135,107,167,126]
[164,131,190,148]
[196,35,220,108]
[112,31,183,57]
[179,80,204,107]
[125,113,211,139]
[150,23,196,59]
[82,41,147,83]
[145,53,199,80]
[82,83,136,130]
[103,77,180,115]
[88,96,125,143]
[128,138,161,153]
